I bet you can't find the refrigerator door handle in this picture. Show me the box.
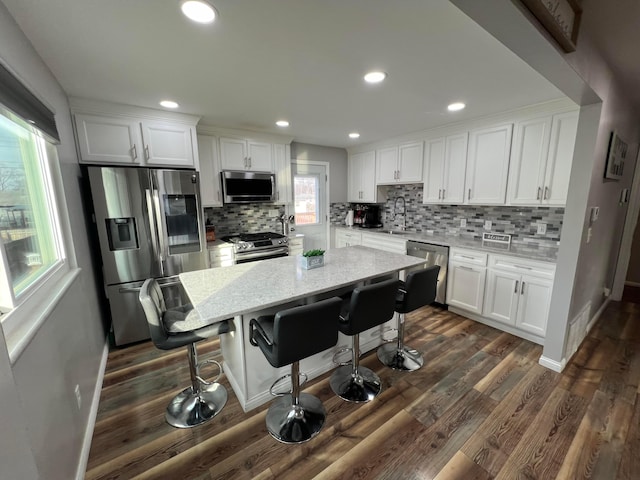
[145,188,164,275]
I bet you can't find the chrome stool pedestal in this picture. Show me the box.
[377,313,424,371]
[330,333,381,402]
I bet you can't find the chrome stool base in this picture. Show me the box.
[330,365,382,403]
[265,392,326,444]
[376,343,424,371]
[165,382,228,429]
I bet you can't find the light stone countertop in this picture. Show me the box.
[179,245,427,329]
[335,226,558,263]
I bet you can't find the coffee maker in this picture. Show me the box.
[361,205,382,228]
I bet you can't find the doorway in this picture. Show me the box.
[291,161,329,251]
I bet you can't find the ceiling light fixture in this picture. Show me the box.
[363,71,387,84]
[276,120,290,127]
[181,0,217,24]
[160,100,179,109]
[349,132,360,139]
[447,102,466,112]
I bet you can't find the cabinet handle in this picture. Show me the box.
[248,157,252,169]
[514,280,519,293]
[544,186,549,200]
[442,188,446,199]
[515,265,533,270]
[217,191,221,201]
[144,145,150,160]
[537,187,541,200]
[459,266,474,271]
[131,144,138,160]
[460,255,476,260]
[276,191,279,201]
[438,189,442,200]
[468,188,471,201]
[521,281,526,295]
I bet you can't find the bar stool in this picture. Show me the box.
[377,265,440,371]
[139,278,230,428]
[249,296,342,444]
[329,278,399,403]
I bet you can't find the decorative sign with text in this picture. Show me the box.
[482,233,512,245]
[520,0,582,52]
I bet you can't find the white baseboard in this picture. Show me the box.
[538,355,566,372]
[75,339,110,480]
[588,297,611,331]
[625,281,640,287]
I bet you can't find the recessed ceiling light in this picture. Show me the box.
[160,100,179,109]
[276,120,290,127]
[447,102,466,112]
[349,132,360,139]
[363,71,387,84]
[181,0,217,24]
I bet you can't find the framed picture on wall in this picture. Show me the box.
[604,131,627,180]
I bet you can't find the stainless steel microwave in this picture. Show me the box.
[220,170,276,203]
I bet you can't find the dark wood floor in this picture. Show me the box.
[85,301,640,479]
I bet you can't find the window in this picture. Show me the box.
[0,110,65,310]
[293,175,319,225]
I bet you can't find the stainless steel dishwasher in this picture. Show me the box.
[406,240,449,304]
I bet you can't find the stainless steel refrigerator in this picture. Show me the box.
[87,166,208,346]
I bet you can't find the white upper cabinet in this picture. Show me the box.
[376,141,424,184]
[141,120,195,167]
[542,111,579,205]
[71,99,200,168]
[197,134,223,207]
[273,143,292,205]
[508,110,578,206]
[423,133,468,204]
[465,124,513,204]
[220,137,273,172]
[348,151,377,202]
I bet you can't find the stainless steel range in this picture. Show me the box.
[221,232,289,263]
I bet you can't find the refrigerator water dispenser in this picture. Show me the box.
[106,217,139,251]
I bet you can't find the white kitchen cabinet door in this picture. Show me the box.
[247,141,273,172]
[348,151,376,202]
[335,229,362,248]
[508,116,552,205]
[483,269,520,325]
[465,124,513,205]
[442,133,468,204]
[360,232,406,254]
[398,141,424,183]
[74,113,142,164]
[447,262,486,314]
[516,275,553,336]
[423,137,445,203]
[219,137,247,170]
[141,121,195,167]
[543,110,578,206]
[376,146,398,184]
[273,144,291,205]
[197,135,223,207]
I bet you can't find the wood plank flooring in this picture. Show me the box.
[85,301,640,479]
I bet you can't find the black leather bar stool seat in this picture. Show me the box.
[139,278,230,428]
[377,265,440,371]
[329,278,399,402]
[250,296,342,444]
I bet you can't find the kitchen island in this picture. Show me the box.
[179,246,426,411]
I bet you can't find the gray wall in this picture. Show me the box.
[0,4,106,479]
[290,142,348,203]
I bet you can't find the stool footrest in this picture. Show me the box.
[269,372,308,397]
[196,359,223,386]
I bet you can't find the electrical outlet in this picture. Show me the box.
[484,220,492,231]
[460,218,467,228]
[604,287,611,297]
[74,384,82,409]
[537,223,547,235]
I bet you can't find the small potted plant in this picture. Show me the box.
[299,249,325,270]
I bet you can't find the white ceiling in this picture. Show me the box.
[2,0,565,148]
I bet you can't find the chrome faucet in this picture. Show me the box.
[393,196,406,231]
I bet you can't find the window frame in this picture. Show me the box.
[0,105,78,363]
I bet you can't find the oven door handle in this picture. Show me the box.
[234,247,289,262]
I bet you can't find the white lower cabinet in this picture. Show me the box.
[360,232,406,254]
[448,248,555,341]
[335,229,362,248]
[447,248,487,314]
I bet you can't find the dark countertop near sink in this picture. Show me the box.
[334,226,558,263]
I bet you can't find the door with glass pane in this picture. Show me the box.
[292,162,328,251]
